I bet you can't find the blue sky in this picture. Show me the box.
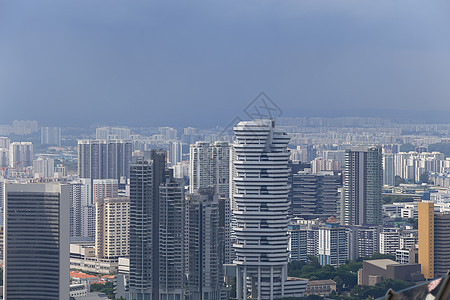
[1,0,450,127]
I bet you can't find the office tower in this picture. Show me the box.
[383,153,395,186]
[41,126,61,146]
[419,202,450,280]
[289,169,341,219]
[189,141,230,195]
[96,126,131,140]
[9,142,33,168]
[129,150,166,300]
[33,157,55,178]
[96,197,129,259]
[233,120,307,299]
[288,219,319,262]
[159,175,185,299]
[0,149,8,168]
[318,217,348,266]
[379,228,400,256]
[187,188,225,300]
[69,179,93,240]
[0,137,10,149]
[342,147,383,226]
[168,141,183,166]
[3,183,69,299]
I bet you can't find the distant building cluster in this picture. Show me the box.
[1,117,450,298]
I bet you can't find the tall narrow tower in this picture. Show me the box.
[342,147,383,226]
[233,120,306,300]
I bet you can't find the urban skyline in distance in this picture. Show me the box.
[2,1,450,299]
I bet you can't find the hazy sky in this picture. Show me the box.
[1,0,450,127]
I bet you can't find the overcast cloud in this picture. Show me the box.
[1,0,450,127]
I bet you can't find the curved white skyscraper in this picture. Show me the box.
[233,120,306,300]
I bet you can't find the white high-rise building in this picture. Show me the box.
[380,228,400,256]
[33,157,55,178]
[168,141,183,166]
[189,141,230,195]
[233,119,307,300]
[9,142,33,168]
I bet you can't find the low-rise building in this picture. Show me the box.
[357,259,424,286]
[70,243,118,274]
[305,279,337,296]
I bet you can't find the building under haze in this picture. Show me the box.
[233,120,307,299]
[342,147,383,226]
[41,126,61,146]
[9,142,33,168]
[3,183,69,299]
[78,139,132,182]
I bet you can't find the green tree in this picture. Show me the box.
[90,282,115,299]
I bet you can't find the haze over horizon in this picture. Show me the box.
[1,0,450,127]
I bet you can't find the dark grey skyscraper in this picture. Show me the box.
[78,139,132,182]
[342,147,383,226]
[187,188,225,300]
[128,150,166,300]
[3,183,69,299]
[159,173,185,299]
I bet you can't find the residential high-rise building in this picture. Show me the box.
[168,141,183,166]
[232,119,307,299]
[41,126,61,146]
[379,228,400,256]
[187,188,225,300]
[189,141,230,195]
[342,147,383,226]
[128,150,167,300]
[33,156,55,178]
[3,183,69,299]
[418,202,450,280]
[383,153,395,186]
[78,139,132,182]
[9,142,33,168]
[289,169,341,219]
[0,149,8,168]
[288,219,319,262]
[96,126,131,140]
[345,225,381,260]
[318,217,348,266]
[93,179,119,203]
[0,137,10,149]
[96,197,129,259]
[159,175,185,299]
[69,179,93,240]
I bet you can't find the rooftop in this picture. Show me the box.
[365,259,399,269]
